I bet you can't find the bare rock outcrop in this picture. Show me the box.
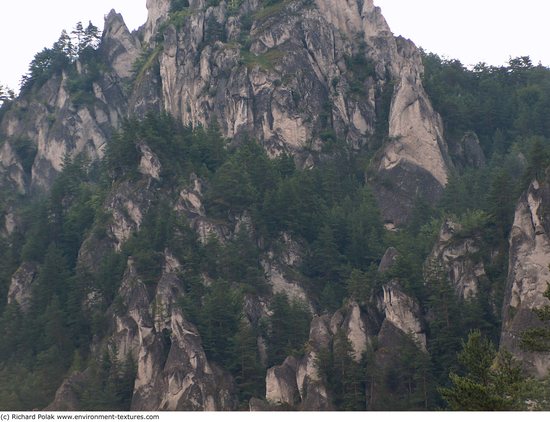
[378,281,426,351]
[0,141,27,194]
[0,9,139,195]
[138,0,451,223]
[501,179,550,378]
[7,262,38,312]
[427,219,487,299]
[450,131,486,170]
[144,0,171,44]
[45,372,87,411]
[102,10,142,79]
[110,254,238,410]
[266,356,300,406]
[265,316,333,410]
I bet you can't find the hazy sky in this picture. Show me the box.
[1,1,549,91]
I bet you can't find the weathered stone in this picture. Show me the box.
[144,0,171,44]
[7,262,38,312]
[0,141,27,194]
[266,356,300,406]
[137,142,162,180]
[45,372,87,411]
[379,247,399,273]
[501,179,550,378]
[343,301,369,361]
[450,131,486,170]
[102,10,142,79]
[378,281,426,351]
[427,219,487,299]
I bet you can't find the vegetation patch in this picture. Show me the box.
[240,49,285,71]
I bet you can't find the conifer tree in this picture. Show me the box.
[440,330,535,410]
[521,283,550,352]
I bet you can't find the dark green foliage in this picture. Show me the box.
[316,329,365,410]
[346,269,373,303]
[423,53,550,156]
[521,283,550,352]
[170,0,190,12]
[79,349,136,410]
[181,279,243,366]
[365,336,434,410]
[266,294,311,366]
[105,113,227,183]
[439,331,536,410]
[20,22,100,93]
[10,137,37,174]
[230,322,266,405]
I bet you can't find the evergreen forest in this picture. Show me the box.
[1,14,550,410]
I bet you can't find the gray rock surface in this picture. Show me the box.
[266,356,300,405]
[450,131,486,170]
[427,219,487,299]
[45,372,87,411]
[264,316,333,410]
[501,179,550,378]
[378,281,426,351]
[7,262,38,312]
[102,10,142,80]
[378,247,399,273]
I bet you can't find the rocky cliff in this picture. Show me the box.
[0,0,488,413]
[137,0,451,223]
[427,219,488,300]
[501,178,550,378]
[0,10,139,199]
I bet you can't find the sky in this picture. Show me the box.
[1,0,550,91]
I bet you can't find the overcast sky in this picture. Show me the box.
[1,1,550,91]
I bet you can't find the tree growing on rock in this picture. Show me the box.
[520,283,550,352]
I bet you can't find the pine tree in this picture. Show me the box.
[316,329,365,410]
[439,330,534,410]
[520,283,550,352]
[230,322,265,404]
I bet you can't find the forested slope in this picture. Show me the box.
[0,0,550,411]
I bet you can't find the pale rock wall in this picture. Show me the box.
[111,254,238,411]
[7,262,38,312]
[102,10,142,79]
[379,281,427,351]
[427,219,487,299]
[501,179,550,378]
[265,316,333,410]
[144,0,172,44]
[0,141,27,194]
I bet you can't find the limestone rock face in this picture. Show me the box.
[343,301,370,361]
[263,234,310,308]
[264,316,333,410]
[0,11,139,195]
[450,131,486,170]
[0,141,27,194]
[145,0,451,208]
[174,175,233,243]
[106,180,156,250]
[144,0,171,44]
[137,142,162,180]
[7,262,38,312]
[102,10,142,79]
[501,179,550,378]
[427,219,487,299]
[378,281,426,351]
[378,246,399,273]
[266,356,300,405]
[112,255,238,411]
[45,372,87,411]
